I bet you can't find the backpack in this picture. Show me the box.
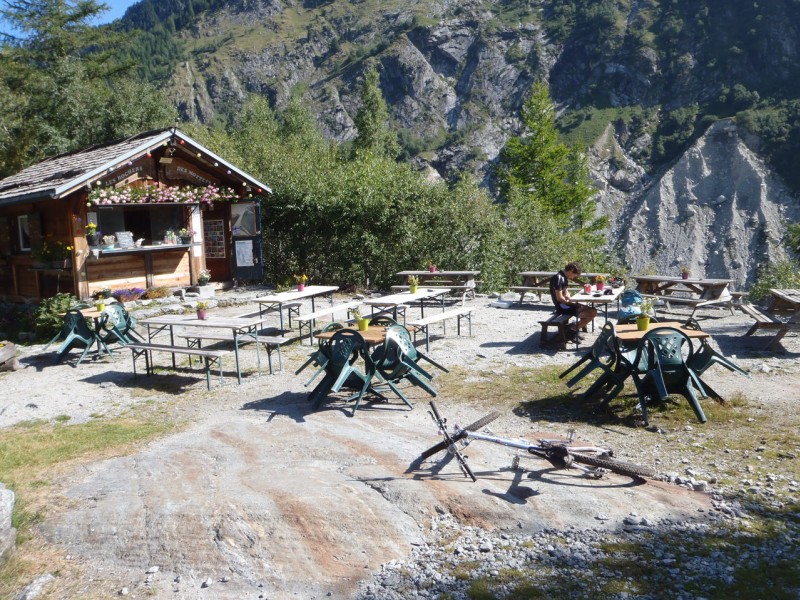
[621,289,643,306]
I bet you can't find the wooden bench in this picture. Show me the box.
[294,301,363,345]
[740,304,798,350]
[125,342,229,389]
[510,286,550,304]
[175,332,291,374]
[407,307,475,351]
[538,312,577,348]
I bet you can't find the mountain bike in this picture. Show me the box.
[420,401,656,482]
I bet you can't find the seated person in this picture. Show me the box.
[549,262,597,340]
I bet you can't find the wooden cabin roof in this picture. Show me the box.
[0,128,271,207]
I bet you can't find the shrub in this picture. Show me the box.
[34,293,79,339]
[748,260,800,302]
[144,286,172,299]
[111,287,145,302]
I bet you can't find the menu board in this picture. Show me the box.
[115,231,135,248]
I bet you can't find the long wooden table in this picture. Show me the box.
[138,313,270,384]
[395,270,479,302]
[363,288,449,320]
[511,271,609,304]
[570,285,625,322]
[315,324,402,346]
[632,275,735,317]
[615,321,710,344]
[253,285,339,332]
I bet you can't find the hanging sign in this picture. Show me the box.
[164,158,219,186]
[98,156,155,187]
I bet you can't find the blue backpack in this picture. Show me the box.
[619,289,643,317]
[621,289,643,306]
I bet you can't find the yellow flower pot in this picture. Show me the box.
[636,316,650,331]
[357,318,369,331]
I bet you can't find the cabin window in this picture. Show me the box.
[17,215,31,251]
[96,205,185,245]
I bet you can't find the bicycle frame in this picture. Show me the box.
[421,401,655,481]
[449,427,615,477]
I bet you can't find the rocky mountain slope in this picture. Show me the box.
[123,0,800,285]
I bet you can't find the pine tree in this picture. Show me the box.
[0,0,174,176]
[498,82,603,233]
[351,65,400,160]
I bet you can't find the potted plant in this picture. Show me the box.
[426,259,436,273]
[85,222,100,246]
[408,275,419,294]
[95,297,107,313]
[31,241,53,268]
[101,235,116,250]
[178,227,192,244]
[295,273,309,291]
[198,268,211,286]
[51,241,73,269]
[196,301,209,320]
[595,274,605,291]
[636,298,654,331]
[680,265,690,280]
[351,307,369,331]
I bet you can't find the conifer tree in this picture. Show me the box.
[351,65,400,160]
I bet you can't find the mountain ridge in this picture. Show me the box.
[113,0,800,286]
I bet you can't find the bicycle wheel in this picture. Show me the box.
[569,451,656,479]
[419,409,501,460]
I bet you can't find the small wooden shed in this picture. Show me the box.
[0,128,270,302]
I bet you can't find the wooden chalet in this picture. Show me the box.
[0,128,270,302]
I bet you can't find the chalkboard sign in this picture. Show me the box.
[115,231,135,249]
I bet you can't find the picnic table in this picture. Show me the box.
[511,271,609,304]
[137,313,272,384]
[252,285,339,332]
[740,288,800,350]
[394,270,479,302]
[363,288,449,321]
[569,284,625,322]
[632,275,735,317]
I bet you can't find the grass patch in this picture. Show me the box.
[0,416,177,597]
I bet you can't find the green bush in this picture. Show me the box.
[748,260,800,302]
[34,293,79,340]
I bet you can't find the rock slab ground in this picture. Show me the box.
[2,289,798,599]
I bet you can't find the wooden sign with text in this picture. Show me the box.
[163,157,220,186]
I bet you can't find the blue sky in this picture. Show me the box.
[94,0,140,24]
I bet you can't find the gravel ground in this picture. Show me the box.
[3,285,799,599]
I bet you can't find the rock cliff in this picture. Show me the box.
[592,120,800,288]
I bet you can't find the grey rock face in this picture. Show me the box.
[594,120,800,287]
[0,482,16,565]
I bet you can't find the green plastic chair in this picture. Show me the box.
[368,315,398,327]
[99,303,144,345]
[621,327,708,425]
[559,321,618,389]
[307,329,375,414]
[368,325,439,408]
[296,322,344,386]
[50,309,109,365]
[617,314,660,325]
[685,337,750,403]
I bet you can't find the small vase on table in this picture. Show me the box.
[297,283,305,292]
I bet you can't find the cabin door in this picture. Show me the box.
[202,206,232,283]
[230,201,263,283]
